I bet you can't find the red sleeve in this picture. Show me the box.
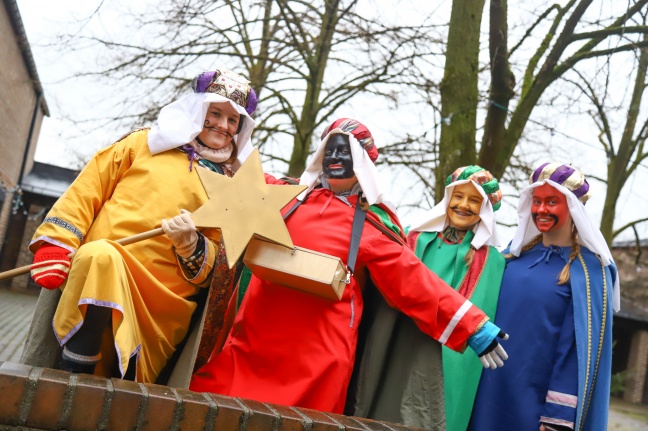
[362,229,488,352]
[264,173,300,185]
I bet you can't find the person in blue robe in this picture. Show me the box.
[470,162,619,431]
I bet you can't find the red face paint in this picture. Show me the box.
[531,184,570,232]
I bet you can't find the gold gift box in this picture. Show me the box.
[243,237,348,301]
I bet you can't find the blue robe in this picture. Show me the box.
[470,242,614,431]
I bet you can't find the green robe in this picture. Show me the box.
[411,230,504,431]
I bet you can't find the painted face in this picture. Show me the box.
[197,102,240,149]
[323,134,354,180]
[531,183,571,232]
[446,182,483,230]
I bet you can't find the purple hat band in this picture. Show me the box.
[548,165,575,185]
[571,179,590,199]
[532,162,591,203]
[194,71,215,93]
[531,162,550,183]
[191,70,257,115]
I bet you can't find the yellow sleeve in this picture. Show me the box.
[30,130,146,253]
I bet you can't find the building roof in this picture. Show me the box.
[616,297,648,324]
[613,238,648,248]
[3,0,49,116]
[21,162,78,198]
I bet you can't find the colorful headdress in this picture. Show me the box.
[147,68,257,169]
[510,161,619,311]
[530,162,591,204]
[409,165,502,248]
[191,69,258,115]
[298,118,389,206]
[447,165,502,211]
[321,118,378,163]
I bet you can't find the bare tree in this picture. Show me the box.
[43,0,648,234]
[480,0,648,180]
[371,1,648,209]
[55,0,442,176]
[565,31,648,243]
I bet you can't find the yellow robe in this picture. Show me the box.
[30,129,220,383]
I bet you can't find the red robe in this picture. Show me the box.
[190,184,488,413]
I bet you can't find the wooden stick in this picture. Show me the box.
[0,228,165,281]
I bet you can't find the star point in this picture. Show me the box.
[191,149,306,267]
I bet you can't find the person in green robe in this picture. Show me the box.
[407,165,506,431]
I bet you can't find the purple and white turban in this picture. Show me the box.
[530,162,591,204]
[148,68,258,169]
[510,162,620,311]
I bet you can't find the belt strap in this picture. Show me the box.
[282,191,367,274]
[347,192,367,274]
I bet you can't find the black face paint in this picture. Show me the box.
[449,205,477,216]
[323,134,354,180]
[532,212,559,229]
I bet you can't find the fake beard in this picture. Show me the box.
[186,139,234,164]
[532,212,559,231]
[449,205,477,217]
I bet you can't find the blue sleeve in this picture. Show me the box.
[540,298,578,429]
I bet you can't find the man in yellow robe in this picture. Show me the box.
[27,68,258,383]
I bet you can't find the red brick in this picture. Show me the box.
[324,412,372,431]
[176,387,217,431]
[0,2,46,251]
[351,417,402,431]
[0,363,426,431]
[68,373,112,430]
[25,368,72,429]
[237,398,280,431]
[266,404,309,431]
[0,362,33,425]
[139,383,180,431]
[208,393,250,431]
[295,407,344,431]
[369,423,422,431]
[107,378,146,431]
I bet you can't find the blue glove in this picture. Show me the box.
[468,321,509,369]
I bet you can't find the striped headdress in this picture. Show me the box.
[531,162,591,204]
[446,165,502,211]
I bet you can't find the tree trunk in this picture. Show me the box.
[287,0,343,177]
[600,40,648,243]
[437,0,485,199]
[479,0,514,175]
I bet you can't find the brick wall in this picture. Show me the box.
[0,361,418,431]
[0,1,44,248]
[0,191,14,258]
[624,329,648,404]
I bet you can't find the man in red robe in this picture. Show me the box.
[189,118,508,414]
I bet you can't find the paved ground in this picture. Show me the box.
[0,288,37,363]
[609,397,648,430]
[0,287,646,428]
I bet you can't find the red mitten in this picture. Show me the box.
[30,244,71,290]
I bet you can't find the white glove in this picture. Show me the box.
[478,334,509,369]
[468,321,509,369]
[161,209,198,258]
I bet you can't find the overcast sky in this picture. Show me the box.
[14,0,648,244]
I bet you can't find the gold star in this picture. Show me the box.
[191,149,306,268]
